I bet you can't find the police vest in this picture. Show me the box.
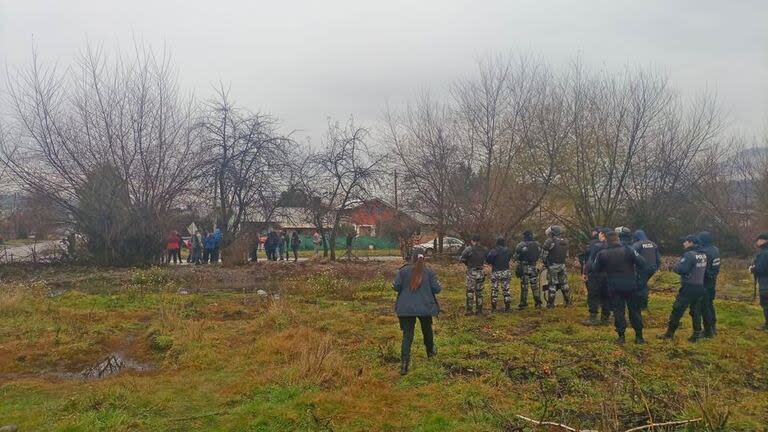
[519,241,541,263]
[636,240,658,264]
[687,252,707,285]
[600,245,636,277]
[464,246,487,269]
[489,246,512,270]
[546,238,567,265]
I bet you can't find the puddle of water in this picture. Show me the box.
[51,353,152,380]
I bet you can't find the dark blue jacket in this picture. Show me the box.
[393,265,442,316]
[593,244,647,292]
[486,246,512,272]
[696,232,720,287]
[674,248,707,293]
[752,245,768,291]
[585,240,606,276]
[632,230,661,274]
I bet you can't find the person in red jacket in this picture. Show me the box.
[166,231,181,264]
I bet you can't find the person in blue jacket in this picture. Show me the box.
[659,235,708,342]
[393,251,442,375]
[593,231,647,344]
[632,230,661,311]
[695,231,720,337]
[750,232,768,331]
[203,231,218,264]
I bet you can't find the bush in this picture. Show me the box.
[151,335,174,352]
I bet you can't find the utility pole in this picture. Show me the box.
[393,170,398,212]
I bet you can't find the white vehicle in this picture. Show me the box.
[416,236,465,256]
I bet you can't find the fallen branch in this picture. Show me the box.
[515,414,582,432]
[623,418,703,432]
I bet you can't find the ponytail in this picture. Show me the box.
[409,254,425,291]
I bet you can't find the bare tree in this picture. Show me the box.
[451,55,559,239]
[0,44,202,264]
[197,85,292,245]
[382,92,461,253]
[300,119,383,260]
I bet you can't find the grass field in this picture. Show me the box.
[0,259,766,431]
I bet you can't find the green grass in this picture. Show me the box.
[0,261,766,431]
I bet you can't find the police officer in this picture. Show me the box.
[460,234,488,316]
[582,228,611,325]
[694,232,720,338]
[616,226,633,246]
[749,232,768,331]
[658,235,708,342]
[515,231,542,309]
[632,230,661,310]
[593,231,647,344]
[541,225,571,308]
[486,237,513,312]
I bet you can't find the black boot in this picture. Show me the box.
[600,313,611,326]
[657,329,674,340]
[688,331,701,343]
[616,332,625,345]
[491,302,497,313]
[465,298,474,316]
[400,356,410,375]
[504,300,511,312]
[427,346,437,359]
[635,330,645,345]
[517,302,528,310]
[582,313,599,326]
[475,305,484,316]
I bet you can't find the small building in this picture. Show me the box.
[342,198,422,237]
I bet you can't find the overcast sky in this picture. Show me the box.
[1,0,766,144]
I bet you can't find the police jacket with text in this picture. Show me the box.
[486,246,512,272]
[593,244,647,292]
[752,244,768,291]
[631,230,661,274]
[460,245,488,270]
[674,248,707,293]
[515,241,541,264]
[696,233,720,287]
[542,237,568,266]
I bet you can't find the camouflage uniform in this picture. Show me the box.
[515,237,542,308]
[490,269,511,309]
[542,227,572,308]
[460,243,488,315]
[546,263,571,307]
[466,268,486,313]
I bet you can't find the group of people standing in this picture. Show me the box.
[165,228,222,264]
[251,230,302,262]
[392,227,768,375]
[458,226,572,314]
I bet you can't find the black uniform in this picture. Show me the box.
[584,238,610,321]
[663,247,707,339]
[515,239,542,308]
[631,230,661,310]
[695,232,720,336]
[593,244,647,341]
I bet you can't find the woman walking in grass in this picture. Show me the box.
[393,250,441,375]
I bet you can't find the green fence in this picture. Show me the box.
[293,235,395,251]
